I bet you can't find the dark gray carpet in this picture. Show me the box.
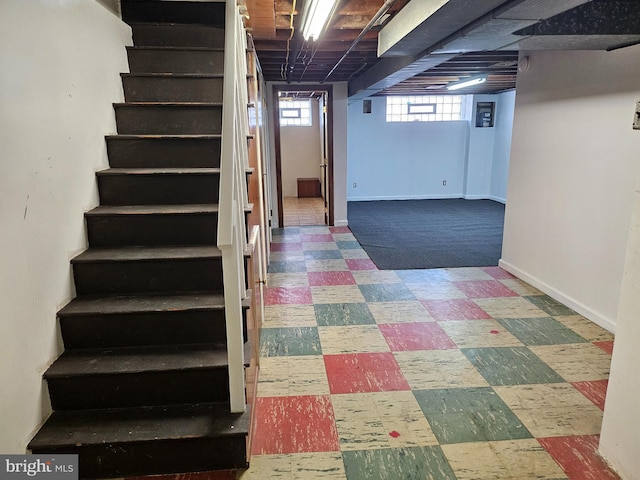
[347,199,505,270]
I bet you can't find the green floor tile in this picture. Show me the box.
[497,317,588,345]
[413,388,532,444]
[268,260,307,273]
[336,240,361,250]
[314,303,376,326]
[359,283,416,302]
[413,387,510,414]
[342,446,456,480]
[524,295,576,316]
[259,327,322,356]
[462,347,565,385]
[304,249,343,260]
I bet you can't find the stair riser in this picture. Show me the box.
[98,174,220,205]
[132,24,225,48]
[73,258,223,295]
[122,1,226,26]
[47,369,229,410]
[115,105,222,135]
[30,437,247,479]
[60,311,229,349]
[86,213,218,247]
[123,76,223,103]
[106,137,221,168]
[127,49,224,74]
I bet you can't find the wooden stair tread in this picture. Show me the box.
[106,134,221,139]
[71,245,222,263]
[86,204,220,216]
[45,343,229,378]
[114,102,223,107]
[127,46,224,52]
[59,292,227,317]
[129,21,225,27]
[28,402,249,448]
[121,73,224,78]
[96,167,220,175]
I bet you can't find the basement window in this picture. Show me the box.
[386,95,466,122]
[279,99,312,126]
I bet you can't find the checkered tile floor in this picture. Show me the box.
[129,226,620,480]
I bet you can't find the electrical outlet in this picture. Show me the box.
[634,101,640,130]
[353,182,357,188]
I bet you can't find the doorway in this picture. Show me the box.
[273,85,334,227]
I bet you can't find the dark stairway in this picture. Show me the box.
[28,1,252,477]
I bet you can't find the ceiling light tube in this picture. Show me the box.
[446,75,487,91]
[302,0,338,41]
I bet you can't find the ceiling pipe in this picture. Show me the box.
[284,0,305,83]
[286,0,338,82]
[322,0,398,83]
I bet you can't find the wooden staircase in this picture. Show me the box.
[28,1,254,477]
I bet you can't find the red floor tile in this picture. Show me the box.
[420,299,492,321]
[379,322,457,351]
[324,352,410,394]
[330,226,351,234]
[301,233,334,243]
[270,242,303,252]
[538,435,620,480]
[453,280,519,298]
[264,286,313,305]
[572,380,609,410]
[481,266,515,280]
[345,258,378,270]
[593,340,614,355]
[308,271,356,286]
[250,395,340,455]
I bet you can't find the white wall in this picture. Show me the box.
[490,90,516,202]
[347,97,469,200]
[0,0,131,453]
[346,95,513,203]
[500,47,640,333]
[333,83,349,226]
[280,99,322,197]
[600,165,640,478]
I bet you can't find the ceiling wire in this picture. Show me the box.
[323,0,398,82]
[297,38,322,82]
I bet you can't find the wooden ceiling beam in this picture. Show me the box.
[244,0,277,39]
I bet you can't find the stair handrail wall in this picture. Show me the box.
[218,0,250,413]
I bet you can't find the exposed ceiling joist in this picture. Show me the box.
[244,0,640,97]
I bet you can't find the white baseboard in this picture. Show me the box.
[498,259,617,333]
[347,195,506,203]
[462,195,506,204]
[334,219,348,227]
[348,194,463,202]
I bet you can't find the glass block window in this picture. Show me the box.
[279,99,312,126]
[386,95,466,122]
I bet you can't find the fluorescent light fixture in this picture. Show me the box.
[302,0,338,41]
[446,75,487,91]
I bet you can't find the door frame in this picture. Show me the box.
[272,84,334,227]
